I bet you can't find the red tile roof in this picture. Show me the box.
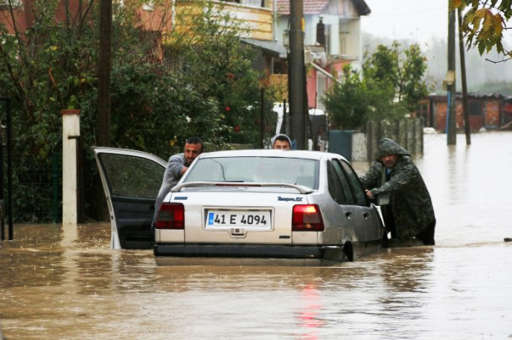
[276,0,329,15]
[276,0,371,16]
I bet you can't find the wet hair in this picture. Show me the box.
[185,136,203,152]
[271,134,292,147]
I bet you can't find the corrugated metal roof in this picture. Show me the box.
[241,38,287,58]
[276,0,370,16]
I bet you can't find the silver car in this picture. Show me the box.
[94,148,384,262]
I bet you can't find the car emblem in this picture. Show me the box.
[277,196,303,202]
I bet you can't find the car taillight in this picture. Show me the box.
[292,204,324,231]
[155,203,184,229]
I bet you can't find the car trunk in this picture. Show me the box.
[171,191,305,245]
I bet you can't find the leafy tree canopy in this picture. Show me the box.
[453,0,512,58]
[324,42,427,130]
[164,1,275,147]
[0,0,273,221]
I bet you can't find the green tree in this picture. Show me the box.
[0,0,271,221]
[0,0,99,221]
[323,65,369,130]
[165,1,274,146]
[324,42,427,130]
[400,44,429,112]
[363,42,428,113]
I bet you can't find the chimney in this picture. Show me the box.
[316,17,325,47]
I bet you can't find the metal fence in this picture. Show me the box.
[328,118,424,162]
[365,118,424,161]
[9,152,62,223]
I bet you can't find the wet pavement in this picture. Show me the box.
[1,132,512,339]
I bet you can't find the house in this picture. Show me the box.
[1,0,370,116]
[274,0,370,110]
[0,0,92,33]
[0,0,284,76]
[418,93,512,132]
[137,1,285,78]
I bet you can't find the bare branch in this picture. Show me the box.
[484,57,511,63]
[78,1,95,35]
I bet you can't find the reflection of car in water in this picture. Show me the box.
[94,148,385,262]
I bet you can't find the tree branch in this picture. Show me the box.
[0,42,24,100]
[78,0,95,35]
[6,0,30,64]
[484,56,511,63]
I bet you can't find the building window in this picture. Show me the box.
[0,0,22,8]
[142,1,155,11]
[324,24,331,55]
[221,0,267,7]
[316,73,326,110]
[418,103,428,119]
[282,29,289,47]
[339,20,358,57]
[339,26,349,55]
[469,100,482,116]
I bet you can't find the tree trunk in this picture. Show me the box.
[95,0,112,221]
[96,0,112,147]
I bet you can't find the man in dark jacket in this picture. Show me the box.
[360,138,436,245]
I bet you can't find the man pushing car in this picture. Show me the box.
[359,137,436,246]
[152,136,203,225]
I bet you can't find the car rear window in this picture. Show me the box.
[183,156,319,189]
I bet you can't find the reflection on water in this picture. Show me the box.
[1,132,512,339]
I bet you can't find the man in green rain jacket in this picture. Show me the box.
[360,138,436,245]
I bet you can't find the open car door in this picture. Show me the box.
[93,147,167,249]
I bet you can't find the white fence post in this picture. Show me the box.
[62,109,80,226]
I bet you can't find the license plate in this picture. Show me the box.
[206,210,271,229]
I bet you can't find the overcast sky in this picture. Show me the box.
[361,0,512,48]
[361,0,448,43]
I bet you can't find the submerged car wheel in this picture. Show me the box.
[343,242,354,261]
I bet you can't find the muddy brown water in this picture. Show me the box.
[1,132,512,339]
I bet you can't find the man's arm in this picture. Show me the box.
[370,162,417,196]
[152,154,185,225]
[359,162,382,189]
[164,154,185,186]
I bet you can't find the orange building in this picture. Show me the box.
[418,93,511,132]
[0,0,90,33]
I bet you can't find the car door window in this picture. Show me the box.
[331,159,355,204]
[338,160,368,206]
[99,153,164,199]
[327,161,346,204]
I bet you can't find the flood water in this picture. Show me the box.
[1,132,512,339]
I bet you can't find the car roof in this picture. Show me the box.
[197,149,348,162]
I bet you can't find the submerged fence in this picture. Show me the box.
[329,118,424,162]
[365,118,424,161]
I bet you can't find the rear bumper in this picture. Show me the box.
[154,243,338,259]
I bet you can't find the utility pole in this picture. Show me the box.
[288,0,306,149]
[446,1,457,145]
[0,98,13,241]
[97,0,112,146]
[458,8,471,145]
[96,0,112,221]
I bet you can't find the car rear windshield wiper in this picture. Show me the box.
[172,181,313,194]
